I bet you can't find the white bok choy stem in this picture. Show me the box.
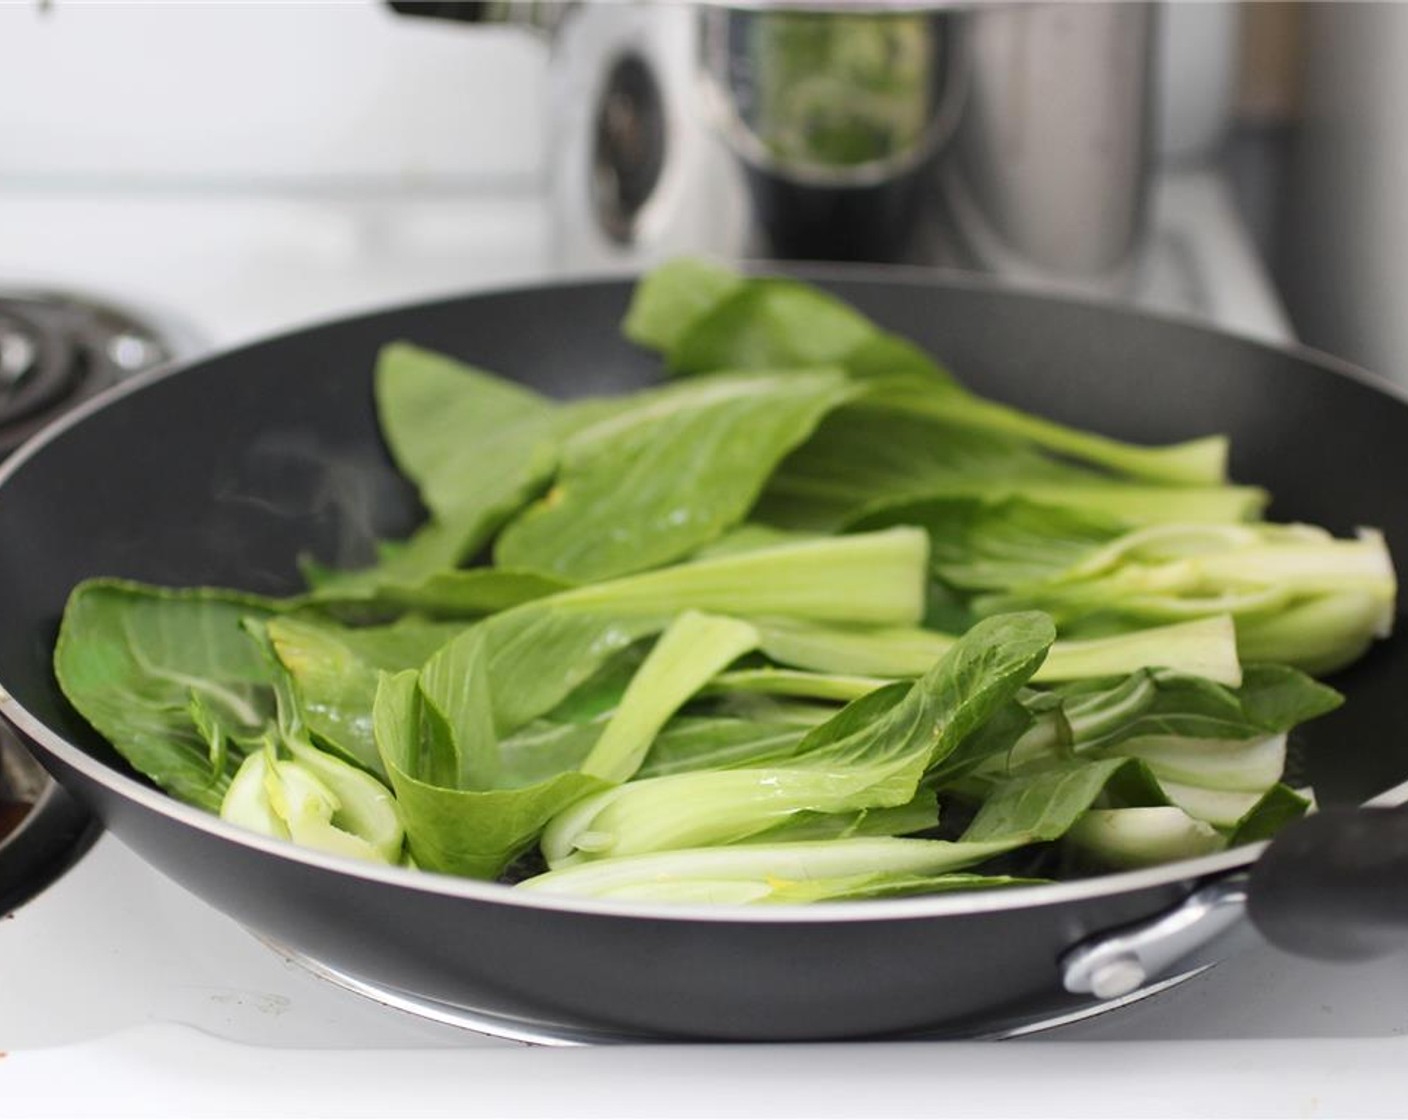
[1066,807,1226,868]
[555,526,929,626]
[581,611,760,783]
[519,837,1025,904]
[220,625,405,864]
[221,736,404,864]
[753,615,1242,688]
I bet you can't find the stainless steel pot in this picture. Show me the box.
[394,1,1156,290]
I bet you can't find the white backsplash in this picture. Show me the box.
[0,2,547,187]
[0,1,1233,191]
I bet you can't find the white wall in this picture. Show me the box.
[0,2,547,187]
[0,1,1234,190]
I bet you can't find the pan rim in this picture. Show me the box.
[1,265,1404,926]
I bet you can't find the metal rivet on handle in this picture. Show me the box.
[1087,953,1147,1000]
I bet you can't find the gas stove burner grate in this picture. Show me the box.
[0,291,175,457]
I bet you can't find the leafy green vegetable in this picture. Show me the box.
[1229,784,1315,846]
[1063,665,1342,757]
[300,565,570,617]
[374,342,556,522]
[491,707,815,792]
[691,522,819,559]
[1066,806,1226,869]
[373,669,608,878]
[959,665,1339,834]
[973,523,1396,673]
[707,667,889,703]
[761,407,1263,536]
[925,694,1054,788]
[1039,618,1243,686]
[222,740,403,864]
[220,745,286,838]
[626,260,1228,485]
[633,717,808,778]
[581,611,759,782]
[541,613,1054,866]
[218,633,406,864]
[407,528,925,761]
[495,369,858,581]
[963,758,1139,844]
[202,620,406,862]
[266,614,464,777]
[625,262,945,385]
[857,487,1392,681]
[753,614,1242,687]
[519,837,1026,904]
[887,496,1126,591]
[758,871,1047,904]
[866,380,1229,487]
[54,580,283,811]
[550,525,929,626]
[362,531,928,876]
[851,486,1267,537]
[1140,740,1288,828]
[758,406,1100,532]
[621,257,746,354]
[667,281,893,379]
[310,343,562,594]
[51,257,1392,903]
[747,790,939,845]
[45,586,409,865]
[276,735,403,862]
[1235,588,1394,677]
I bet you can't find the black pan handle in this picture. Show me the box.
[1246,804,1408,961]
[0,778,97,915]
[0,728,99,914]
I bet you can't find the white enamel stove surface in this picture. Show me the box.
[4,171,1405,1119]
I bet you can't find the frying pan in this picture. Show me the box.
[2,269,1407,1042]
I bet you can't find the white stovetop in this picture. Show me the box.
[5,170,1404,1118]
[6,833,1408,1118]
[0,172,1290,354]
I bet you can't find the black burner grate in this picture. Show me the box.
[0,289,177,911]
[0,292,173,457]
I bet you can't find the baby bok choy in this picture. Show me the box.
[51,255,1391,905]
[538,613,1055,868]
[857,497,1396,676]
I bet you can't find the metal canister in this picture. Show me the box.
[391,1,1158,291]
[938,2,1155,289]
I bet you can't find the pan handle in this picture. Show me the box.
[1062,803,1408,999]
[0,778,97,914]
[0,730,99,914]
[1245,803,1408,962]
[1061,875,1253,1000]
